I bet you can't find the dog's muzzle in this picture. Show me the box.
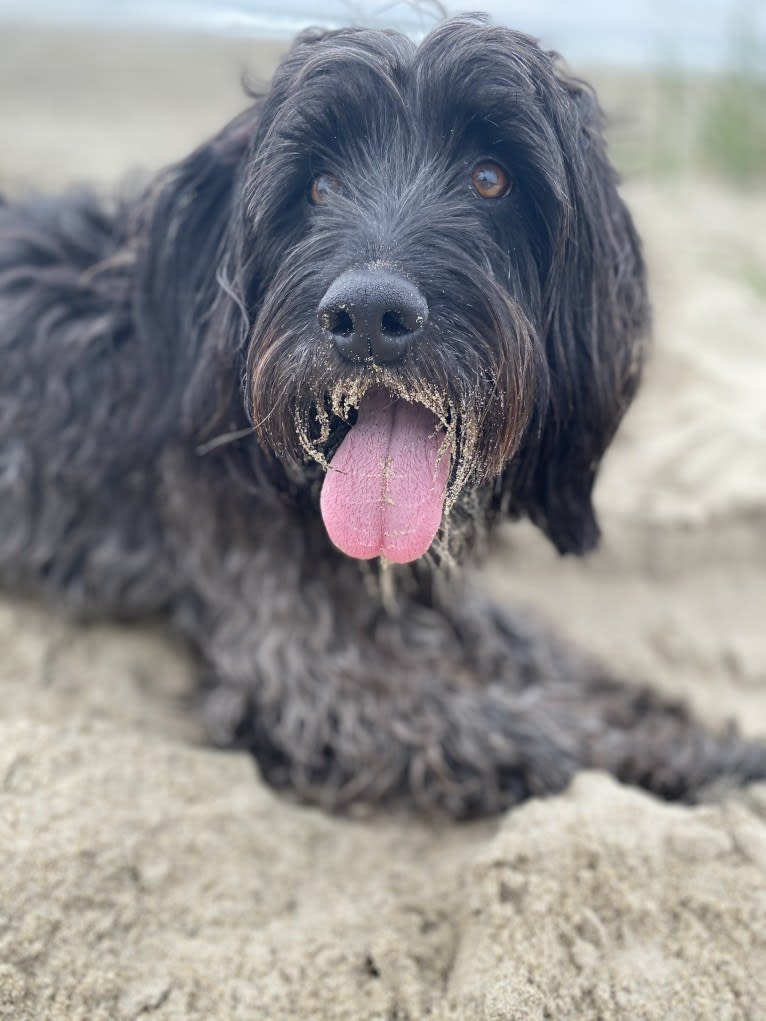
[318,267,428,364]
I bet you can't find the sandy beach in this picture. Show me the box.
[1,23,765,1020]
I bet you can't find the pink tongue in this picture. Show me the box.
[320,392,451,563]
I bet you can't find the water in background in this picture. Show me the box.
[0,0,764,71]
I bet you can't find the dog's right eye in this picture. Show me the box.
[309,173,342,205]
[471,161,512,199]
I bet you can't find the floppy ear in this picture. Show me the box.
[132,105,259,438]
[507,75,649,554]
[132,33,338,441]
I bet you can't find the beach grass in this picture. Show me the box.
[610,4,766,187]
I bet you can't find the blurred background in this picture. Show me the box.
[0,1,764,738]
[1,0,765,189]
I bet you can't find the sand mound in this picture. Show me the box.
[2,717,764,1021]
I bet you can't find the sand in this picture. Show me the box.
[1,23,765,1021]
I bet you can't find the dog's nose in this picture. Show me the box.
[318,268,428,364]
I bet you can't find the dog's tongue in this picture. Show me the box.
[320,392,450,563]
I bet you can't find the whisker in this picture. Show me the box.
[195,426,256,456]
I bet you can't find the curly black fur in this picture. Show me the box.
[1,19,764,817]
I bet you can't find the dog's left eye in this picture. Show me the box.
[471,161,512,199]
[309,173,342,205]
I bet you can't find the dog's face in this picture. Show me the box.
[243,24,550,563]
[145,19,649,563]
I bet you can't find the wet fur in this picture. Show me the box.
[1,19,764,816]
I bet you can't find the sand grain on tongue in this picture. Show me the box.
[320,392,450,563]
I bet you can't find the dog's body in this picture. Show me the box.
[1,19,764,816]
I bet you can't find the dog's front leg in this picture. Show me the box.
[164,463,765,819]
[484,599,766,809]
[167,520,587,816]
[193,570,766,818]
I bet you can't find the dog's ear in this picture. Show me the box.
[133,106,258,436]
[507,74,649,555]
[133,33,346,440]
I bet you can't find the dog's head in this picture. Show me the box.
[140,18,649,563]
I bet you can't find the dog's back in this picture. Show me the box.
[0,191,177,615]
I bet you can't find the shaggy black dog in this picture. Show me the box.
[1,19,764,816]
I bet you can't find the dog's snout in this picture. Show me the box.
[318,268,428,364]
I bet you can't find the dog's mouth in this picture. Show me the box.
[318,390,452,563]
[289,369,493,562]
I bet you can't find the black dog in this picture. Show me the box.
[1,19,764,816]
